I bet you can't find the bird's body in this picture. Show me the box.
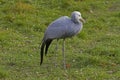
[43,16,83,41]
[40,11,85,66]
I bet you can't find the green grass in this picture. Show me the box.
[0,0,120,80]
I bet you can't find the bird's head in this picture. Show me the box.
[71,11,85,23]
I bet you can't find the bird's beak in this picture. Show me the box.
[80,17,85,23]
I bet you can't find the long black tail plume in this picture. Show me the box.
[45,39,53,56]
[40,41,45,65]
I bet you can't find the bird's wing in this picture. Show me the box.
[48,16,70,28]
[44,16,73,40]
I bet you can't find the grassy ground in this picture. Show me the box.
[0,0,120,80]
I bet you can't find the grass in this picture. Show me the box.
[0,0,120,80]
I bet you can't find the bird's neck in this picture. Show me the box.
[71,18,81,24]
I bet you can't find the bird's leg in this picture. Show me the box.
[54,39,58,67]
[62,39,66,69]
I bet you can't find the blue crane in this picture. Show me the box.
[40,11,85,69]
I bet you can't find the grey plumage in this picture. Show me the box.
[40,11,85,65]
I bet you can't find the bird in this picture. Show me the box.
[40,11,85,69]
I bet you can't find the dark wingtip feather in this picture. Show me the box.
[40,42,45,65]
[45,39,52,56]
